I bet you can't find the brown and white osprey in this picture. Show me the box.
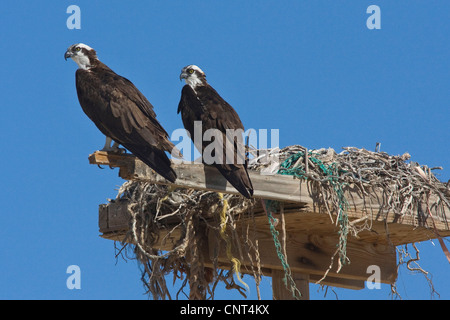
[65,43,179,182]
[178,65,254,198]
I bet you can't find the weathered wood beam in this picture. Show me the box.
[91,151,450,235]
[207,213,397,285]
[90,151,312,204]
[100,201,397,288]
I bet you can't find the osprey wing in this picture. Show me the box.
[76,67,177,182]
[178,84,253,198]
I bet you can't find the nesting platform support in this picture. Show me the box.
[90,151,450,300]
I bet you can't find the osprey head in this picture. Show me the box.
[180,65,207,89]
[64,43,97,70]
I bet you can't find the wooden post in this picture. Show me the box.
[272,270,310,300]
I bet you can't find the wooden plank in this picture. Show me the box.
[98,189,450,247]
[90,151,311,204]
[209,214,397,284]
[99,201,182,251]
[89,151,136,168]
[99,214,366,291]
[99,202,129,233]
[100,201,397,287]
[90,151,450,234]
[99,227,367,290]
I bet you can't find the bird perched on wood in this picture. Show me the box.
[65,43,180,182]
[178,65,253,198]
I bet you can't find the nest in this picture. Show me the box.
[115,182,256,299]
[255,145,450,225]
[111,145,450,299]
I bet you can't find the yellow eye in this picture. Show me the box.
[75,47,81,52]
[188,69,194,74]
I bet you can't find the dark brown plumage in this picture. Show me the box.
[178,65,253,198]
[65,43,178,182]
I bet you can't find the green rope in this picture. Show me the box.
[263,200,301,299]
[324,162,350,268]
[278,151,350,268]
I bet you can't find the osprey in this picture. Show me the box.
[178,65,254,198]
[65,43,179,182]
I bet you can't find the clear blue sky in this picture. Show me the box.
[1,1,449,300]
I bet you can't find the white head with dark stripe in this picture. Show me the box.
[64,43,98,70]
[180,65,207,89]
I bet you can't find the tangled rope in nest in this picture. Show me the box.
[111,145,450,299]
[255,145,449,226]
[115,182,256,299]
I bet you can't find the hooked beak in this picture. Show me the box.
[64,50,73,61]
[179,72,188,81]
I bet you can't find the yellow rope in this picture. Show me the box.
[160,185,176,202]
[218,192,249,292]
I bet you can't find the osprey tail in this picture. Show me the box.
[215,164,254,199]
[124,144,177,183]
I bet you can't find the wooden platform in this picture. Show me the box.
[90,151,450,298]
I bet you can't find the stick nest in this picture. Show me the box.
[110,145,450,300]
